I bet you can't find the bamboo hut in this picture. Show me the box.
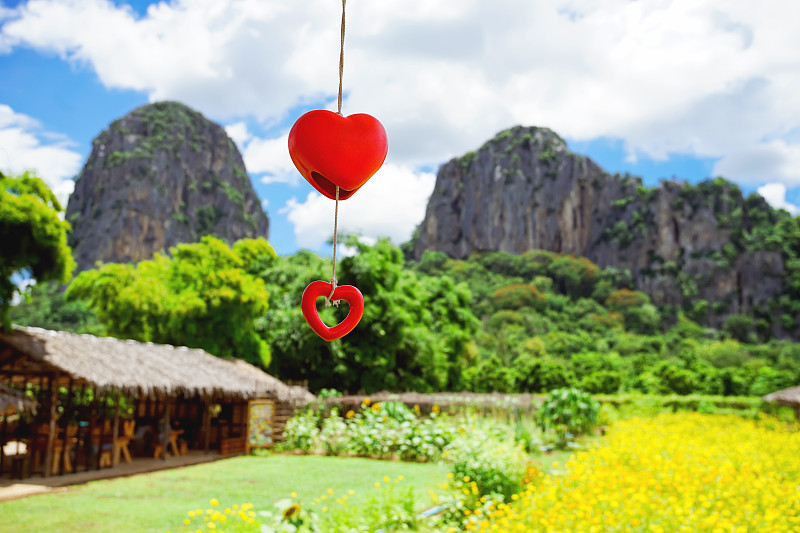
[0,326,312,479]
[763,386,800,422]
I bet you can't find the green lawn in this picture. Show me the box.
[0,455,448,533]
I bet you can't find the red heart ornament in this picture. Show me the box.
[288,110,388,200]
[301,281,365,341]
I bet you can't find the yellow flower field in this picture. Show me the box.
[478,413,800,533]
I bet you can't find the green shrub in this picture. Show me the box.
[579,369,623,394]
[280,411,319,453]
[445,431,529,502]
[537,388,599,448]
[280,400,454,462]
[318,408,348,456]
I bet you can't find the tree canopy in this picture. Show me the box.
[0,171,75,331]
[66,236,273,366]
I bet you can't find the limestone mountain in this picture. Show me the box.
[412,125,794,336]
[66,101,269,272]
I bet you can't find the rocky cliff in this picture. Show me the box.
[66,101,268,272]
[412,126,786,331]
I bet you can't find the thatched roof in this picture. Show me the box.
[228,359,316,404]
[0,382,36,415]
[763,386,800,407]
[0,326,312,403]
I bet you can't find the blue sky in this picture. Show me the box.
[2,0,799,257]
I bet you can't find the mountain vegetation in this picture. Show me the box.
[412,126,799,339]
[12,235,800,396]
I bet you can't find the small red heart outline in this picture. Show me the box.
[288,110,388,200]
[301,281,364,341]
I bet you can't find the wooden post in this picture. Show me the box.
[111,391,120,467]
[77,383,91,472]
[29,376,41,475]
[43,374,58,478]
[203,397,212,454]
[160,398,171,461]
[0,407,7,474]
[57,378,74,475]
[95,391,106,470]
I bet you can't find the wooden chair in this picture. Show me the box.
[55,425,79,474]
[114,420,135,464]
[99,448,112,468]
[153,428,183,458]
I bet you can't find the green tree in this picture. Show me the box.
[262,239,479,393]
[260,250,346,391]
[336,238,479,392]
[66,236,271,365]
[9,280,103,334]
[0,171,75,330]
[723,314,757,343]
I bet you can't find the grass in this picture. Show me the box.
[0,455,448,533]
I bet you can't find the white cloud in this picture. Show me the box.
[0,0,336,120]
[3,0,800,224]
[0,104,83,204]
[757,182,800,215]
[714,140,800,186]
[244,132,296,185]
[224,121,250,150]
[223,123,297,184]
[281,164,435,250]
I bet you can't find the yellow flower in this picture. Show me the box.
[383,476,390,483]
[207,524,216,530]
[283,504,301,520]
[327,488,334,495]
[346,410,355,419]
[184,519,190,525]
[362,397,371,407]
[348,490,355,495]
[432,404,440,414]
[372,402,381,413]
[210,499,219,507]
[413,404,420,414]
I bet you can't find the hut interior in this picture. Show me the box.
[0,326,313,480]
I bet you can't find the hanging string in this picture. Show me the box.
[337,0,346,116]
[327,186,340,306]
[326,0,346,307]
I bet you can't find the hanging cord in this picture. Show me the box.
[337,0,346,116]
[327,186,340,306]
[326,0,346,307]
